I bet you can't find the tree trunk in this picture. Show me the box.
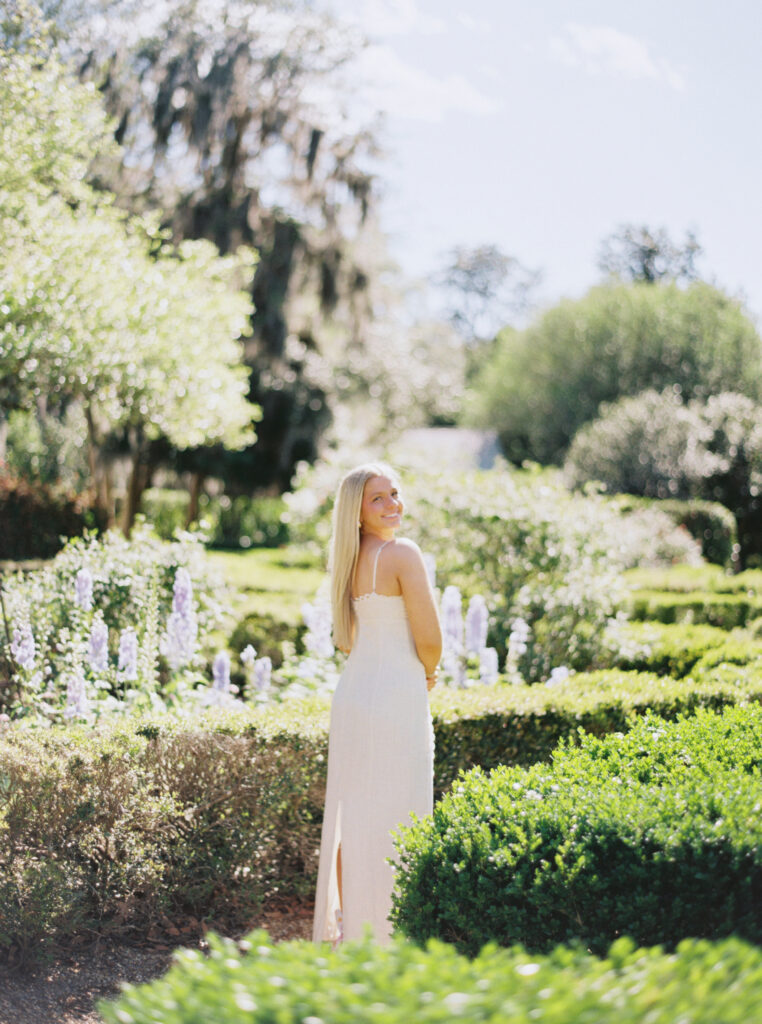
[186,471,205,527]
[84,404,113,523]
[122,428,156,536]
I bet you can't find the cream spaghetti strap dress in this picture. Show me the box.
[312,541,435,944]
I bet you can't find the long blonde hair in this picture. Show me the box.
[330,462,397,651]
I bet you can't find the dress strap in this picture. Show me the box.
[371,541,391,593]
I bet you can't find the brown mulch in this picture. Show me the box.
[0,898,314,1024]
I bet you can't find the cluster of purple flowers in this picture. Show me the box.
[118,628,139,681]
[440,586,499,687]
[64,667,88,719]
[241,644,272,694]
[164,568,198,670]
[74,568,93,611]
[88,617,109,674]
[10,621,35,672]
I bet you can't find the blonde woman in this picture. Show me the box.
[312,463,442,946]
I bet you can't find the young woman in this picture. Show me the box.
[312,463,442,946]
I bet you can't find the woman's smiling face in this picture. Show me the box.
[360,474,404,536]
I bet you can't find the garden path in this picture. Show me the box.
[0,897,314,1024]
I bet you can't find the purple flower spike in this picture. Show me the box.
[479,646,499,685]
[440,586,464,654]
[253,656,272,693]
[10,622,35,672]
[88,618,109,674]
[465,595,489,655]
[75,568,93,611]
[164,567,198,670]
[212,651,231,692]
[118,629,139,681]
[64,667,88,720]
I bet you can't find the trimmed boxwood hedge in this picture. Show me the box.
[627,588,762,628]
[102,930,762,1024]
[611,621,762,678]
[4,668,762,963]
[391,704,762,956]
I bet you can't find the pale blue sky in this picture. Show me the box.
[319,0,762,321]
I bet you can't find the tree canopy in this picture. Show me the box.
[52,0,384,489]
[0,6,258,530]
[470,280,762,466]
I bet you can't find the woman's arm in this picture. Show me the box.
[395,540,442,684]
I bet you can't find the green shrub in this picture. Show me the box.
[429,668,762,795]
[613,495,737,566]
[228,612,303,669]
[392,705,762,955]
[0,472,105,560]
[627,589,762,628]
[139,488,289,548]
[102,930,762,1024]
[608,621,749,677]
[470,281,762,466]
[0,702,328,965]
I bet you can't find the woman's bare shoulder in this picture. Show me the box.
[390,537,424,566]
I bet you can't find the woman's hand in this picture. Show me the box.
[425,671,438,692]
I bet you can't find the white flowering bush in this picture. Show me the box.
[405,466,702,680]
[0,524,232,723]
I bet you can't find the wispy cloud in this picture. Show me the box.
[357,44,501,122]
[549,23,685,91]
[354,0,446,37]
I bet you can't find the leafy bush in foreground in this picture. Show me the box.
[392,704,762,955]
[103,930,762,1024]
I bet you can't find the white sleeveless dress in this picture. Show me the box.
[312,542,435,945]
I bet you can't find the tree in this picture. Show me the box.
[53,0,382,491]
[470,281,762,466]
[0,14,258,531]
[598,224,702,284]
[437,244,540,343]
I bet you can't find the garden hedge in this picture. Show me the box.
[3,668,762,963]
[391,704,762,955]
[102,930,762,1024]
[610,621,762,678]
[626,588,762,628]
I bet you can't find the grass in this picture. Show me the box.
[207,547,325,625]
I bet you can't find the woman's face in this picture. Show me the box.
[360,474,404,536]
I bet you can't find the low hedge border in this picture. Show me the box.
[102,930,762,1024]
[392,704,762,956]
[626,588,762,628]
[610,621,762,678]
[4,668,762,964]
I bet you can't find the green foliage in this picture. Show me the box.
[0,472,105,559]
[392,704,762,955]
[229,613,304,670]
[141,488,290,549]
[102,930,762,1024]
[471,282,762,465]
